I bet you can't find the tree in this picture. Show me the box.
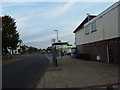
[0,17,2,55]
[2,15,19,54]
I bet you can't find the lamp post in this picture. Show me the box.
[54,30,58,42]
[53,30,59,66]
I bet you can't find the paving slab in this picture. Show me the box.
[37,55,120,89]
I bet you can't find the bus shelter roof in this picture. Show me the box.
[52,42,68,45]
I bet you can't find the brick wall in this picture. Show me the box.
[76,37,120,64]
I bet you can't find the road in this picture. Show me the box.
[2,53,49,88]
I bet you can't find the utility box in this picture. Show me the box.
[97,56,100,61]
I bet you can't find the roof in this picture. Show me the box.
[52,42,68,45]
[29,46,37,49]
[18,39,22,42]
[73,15,96,33]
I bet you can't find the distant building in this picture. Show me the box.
[24,45,29,51]
[28,46,38,53]
[8,40,23,54]
[14,40,23,54]
[73,1,120,64]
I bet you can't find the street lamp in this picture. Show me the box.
[54,30,58,42]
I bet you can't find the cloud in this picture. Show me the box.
[46,2,74,17]
[2,2,115,49]
[2,2,35,8]
[14,7,47,39]
[25,33,55,42]
[23,32,75,49]
[25,26,75,43]
[2,0,118,2]
[23,33,55,49]
[0,4,2,15]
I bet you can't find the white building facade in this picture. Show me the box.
[8,40,23,55]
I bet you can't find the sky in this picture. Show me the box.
[2,1,116,49]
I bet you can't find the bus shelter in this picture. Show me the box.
[52,42,68,66]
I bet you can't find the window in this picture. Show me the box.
[91,21,97,32]
[85,25,89,35]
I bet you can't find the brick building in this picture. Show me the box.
[73,1,120,64]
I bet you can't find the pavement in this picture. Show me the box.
[37,54,120,89]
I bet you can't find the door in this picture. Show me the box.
[107,45,113,63]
